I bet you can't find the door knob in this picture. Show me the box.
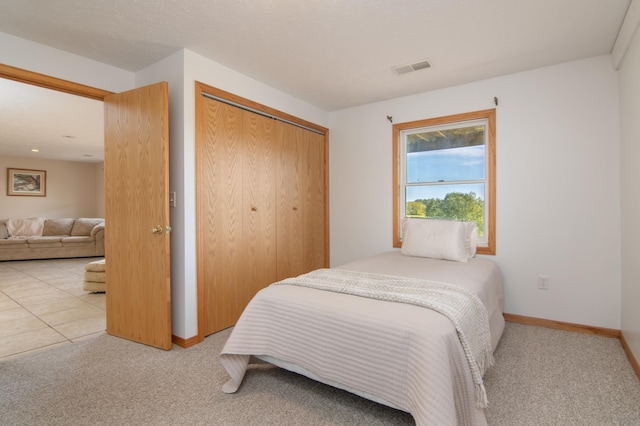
[151,225,163,234]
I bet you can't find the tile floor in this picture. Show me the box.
[0,257,106,360]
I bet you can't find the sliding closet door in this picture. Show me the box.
[241,111,278,301]
[198,98,244,334]
[276,123,306,279]
[303,131,327,272]
[196,82,329,338]
[276,124,326,279]
[198,97,278,336]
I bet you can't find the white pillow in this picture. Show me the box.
[463,221,477,258]
[401,218,470,262]
[6,217,45,237]
[0,221,8,239]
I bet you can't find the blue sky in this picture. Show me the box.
[406,145,485,201]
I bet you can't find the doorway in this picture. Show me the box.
[0,64,173,350]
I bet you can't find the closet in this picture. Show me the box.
[196,83,328,337]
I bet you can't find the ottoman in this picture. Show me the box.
[83,259,106,292]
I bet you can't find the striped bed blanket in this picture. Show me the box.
[275,268,494,407]
[220,268,494,425]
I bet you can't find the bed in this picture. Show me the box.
[220,219,505,426]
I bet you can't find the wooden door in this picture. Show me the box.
[276,123,306,280]
[242,112,278,299]
[198,98,243,334]
[196,83,329,338]
[303,131,327,272]
[198,98,278,336]
[104,82,172,350]
[276,125,326,279]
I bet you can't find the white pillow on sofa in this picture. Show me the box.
[401,218,475,262]
[6,217,45,237]
[0,220,8,239]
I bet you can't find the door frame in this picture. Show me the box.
[0,64,113,100]
[3,64,176,347]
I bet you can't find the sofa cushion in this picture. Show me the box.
[85,259,106,272]
[27,236,63,243]
[27,236,63,248]
[0,238,28,247]
[42,218,75,236]
[6,218,45,237]
[0,220,8,239]
[84,271,106,283]
[62,236,94,242]
[70,218,104,236]
[61,236,95,248]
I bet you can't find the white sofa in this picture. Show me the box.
[0,217,105,261]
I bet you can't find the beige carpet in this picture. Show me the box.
[1,322,639,425]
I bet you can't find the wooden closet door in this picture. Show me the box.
[276,123,326,279]
[276,123,307,280]
[196,83,329,338]
[303,131,327,272]
[198,98,278,336]
[241,111,277,301]
[198,98,244,334]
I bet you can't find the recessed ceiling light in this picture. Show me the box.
[30,148,40,152]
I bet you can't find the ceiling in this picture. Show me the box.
[0,78,104,162]
[0,0,632,163]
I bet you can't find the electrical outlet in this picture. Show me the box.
[538,275,549,290]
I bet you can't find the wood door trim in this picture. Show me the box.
[503,313,620,338]
[0,64,113,100]
[323,129,331,268]
[195,81,328,135]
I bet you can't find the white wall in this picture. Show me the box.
[329,55,621,329]
[619,21,640,365]
[0,32,133,93]
[0,155,104,219]
[94,162,104,217]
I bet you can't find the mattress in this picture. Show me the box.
[220,251,505,425]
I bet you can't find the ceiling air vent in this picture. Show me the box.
[391,59,431,75]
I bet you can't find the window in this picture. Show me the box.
[393,109,496,255]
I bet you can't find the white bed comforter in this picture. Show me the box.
[220,252,504,426]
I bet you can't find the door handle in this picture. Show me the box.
[151,225,163,234]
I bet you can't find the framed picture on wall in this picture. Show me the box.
[7,168,47,197]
